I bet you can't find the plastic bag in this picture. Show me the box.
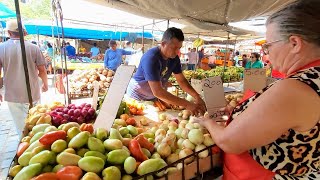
[128,51,143,68]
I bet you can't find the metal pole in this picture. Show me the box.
[152,19,155,46]
[36,26,40,47]
[142,26,144,53]
[222,32,230,82]
[14,0,33,109]
[167,20,170,28]
[51,19,57,94]
[119,27,122,48]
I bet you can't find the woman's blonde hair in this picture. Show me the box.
[266,0,320,46]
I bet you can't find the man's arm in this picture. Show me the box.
[149,81,205,115]
[174,73,206,108]
[38,65,48,92]
[104,51,108,68]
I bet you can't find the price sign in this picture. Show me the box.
[191,79,202,94]
[94,65,135,130]
[202,76,226,120]
[243,69,267,92]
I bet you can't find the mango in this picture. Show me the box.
[84,151,107,162]
[64,148,76,154]
[31,146,47,156]
[25,140,45,153]
[109,128,123,141]
[151,152,161,159]
[68,131,90,149]
[143,133,155,139]
[119,127,129,136]
[137,159,167,176]
[77,148,90,157]
[13,163,42,180]
[141,148,151,158]
[114,119,127,126]
[62,122,80,132]
[42,165,53,173]
[102,166,121,180]
[48,151,57,164]
[124,157,136,174]
[21,136,31,143]
[67,127,81,139]
[122,175,132,180]
[9,165,23,177]
[94,128,108,141]
[29,150,52,165]
[126,125,138,136]
[78,156,105,173]
[30,132,45,144]
[58,124,65,130]
[44,126,58,133]
[57,152,81,166]
[51,139,67,153]
[82,172,102,180]
[32,124,51,134]
[123,134,132,139]
[107,149,130,165]
[52,164,64,173]
[18,152,33,166]
[88,137,105,153]
[103,139,123,151]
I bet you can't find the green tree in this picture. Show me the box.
[2,0,52,20]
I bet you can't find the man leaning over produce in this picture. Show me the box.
[126,27,206,115]
[0,19,48,138]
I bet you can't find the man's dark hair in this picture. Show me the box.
[47,43,52,48]
[235,51,240,56]
[93,43,97,46]
[109,40,117,46]
[126,41,131,46]
[66,42,70,45]
[162,27,184,42]
[242,54,247,58]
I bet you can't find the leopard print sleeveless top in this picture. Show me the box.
[230,67,320,180]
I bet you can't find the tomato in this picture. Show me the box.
[56,166,83,180]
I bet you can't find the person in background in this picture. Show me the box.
[198,48,204,61]
[0,19,48,138]
[65,42,76,56]
[193,0,320,179]
[126,27,206,115]
[233,51,240,67]
[187,47,199,70]
[46,43,53,74]
[245,52,264,69]
[104,40,142,71]
[241,54,248,68]
[90,42,100,57]
[124,41,134,65]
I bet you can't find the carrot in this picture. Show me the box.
[17,142,29,157]
[31,173,58,180]
[128,139,148,162]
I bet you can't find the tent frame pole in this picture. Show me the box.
[14,0,33,109]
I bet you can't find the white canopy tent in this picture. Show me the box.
[81,0,295,40]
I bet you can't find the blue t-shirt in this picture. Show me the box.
[65,45,76,56]
[126,47,182,101]
[90,47,100,57]
[104,49,132,71]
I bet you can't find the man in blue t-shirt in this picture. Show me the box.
[90,43,100,57]
[65,42,76,56]
[104,40,142,71]
[126,27,206,115]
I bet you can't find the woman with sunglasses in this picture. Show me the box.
[245,52,264,69]
[194,0,320,179]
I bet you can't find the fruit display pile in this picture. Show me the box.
[169,66,244,83]
[11,103,219,180]
[68,68,114,97]
[225,93,243,108]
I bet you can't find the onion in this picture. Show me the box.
[185,123,195,130]
[177,138,184,149]
[179,148,194,164]
[188,129,204,145]
[175,128,183,138]
[203,134,215,146]
[157,143,171,158]
[181,129,189,139]
[182,139,195,150]
[195,144,208,158]
[166,153,179,164]
[155,129,166,137]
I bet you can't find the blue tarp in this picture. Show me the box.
[0,3,15,19]
[25,24,153,40]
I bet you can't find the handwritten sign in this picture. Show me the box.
[243,69,267,92]
[266,77,277,86]
[94,65,135,130]
[91,81,100,110]
[191,79,202,94]
[202,76,226,120]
